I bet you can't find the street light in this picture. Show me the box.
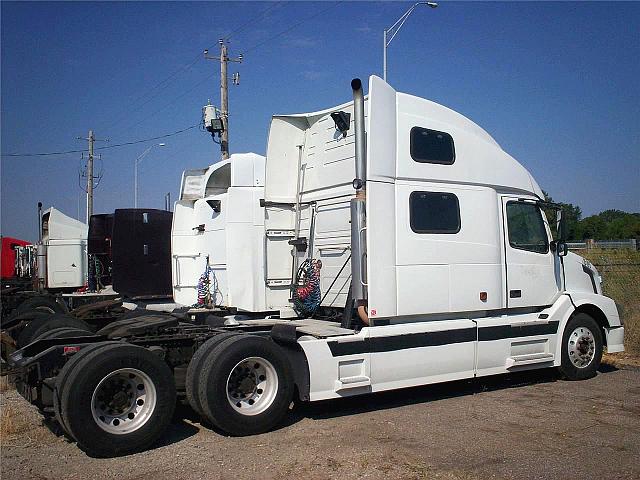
[134,143,166,208]
[383,1,438,82]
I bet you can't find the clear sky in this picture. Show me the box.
[2,1,639,241]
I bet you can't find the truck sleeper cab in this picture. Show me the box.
[5,76,623,457]
[264,75,623,400]
[172,153,266,311]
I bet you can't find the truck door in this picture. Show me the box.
[474,197,563,377]
[501,197,559,308]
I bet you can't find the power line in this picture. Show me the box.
[104,0,273,135]
[105,2,323,136]
[1,148,86,157]
[102,54,203,132]
[225,1,286,40]
[96,124,200,150]
[242,1,343,55]
[116,72,216,133]
[2,124,200,158]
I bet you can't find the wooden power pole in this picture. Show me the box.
[86,130,94,223]
[205,39,242,160]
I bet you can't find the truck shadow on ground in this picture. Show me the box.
[42,413,201,456]
[286,364,618,424]
[45,363,617,456]
[169,363,619,438]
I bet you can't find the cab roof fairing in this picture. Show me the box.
[178,153,265,201]
[266,75,543,199]
[42,207,88,241]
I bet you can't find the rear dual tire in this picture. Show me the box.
[54,343,176,457]
[194,335,294,436]
[185,332,240,417]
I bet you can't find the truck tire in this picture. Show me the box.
[53,342,121,438]
[198,335,294,436]
[17,314,92,348]
[34,327,93,342]
[3,309,51,335]
[558,313,603,380]
[58,343,176,457]
[14,296,66,316]
[185,332,240,417]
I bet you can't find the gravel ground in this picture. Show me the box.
[1,366,638,480]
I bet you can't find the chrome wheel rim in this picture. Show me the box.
[568,326,596,368]
[91,368,156,434]
[226,356,278,415]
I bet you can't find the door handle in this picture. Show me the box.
[509,290,522,298]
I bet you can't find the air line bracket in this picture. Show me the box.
[288,237,308,253]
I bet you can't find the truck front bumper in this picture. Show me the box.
[605,326,624,353]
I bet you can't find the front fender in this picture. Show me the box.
[568,292,622,327]
[566,291,624,353]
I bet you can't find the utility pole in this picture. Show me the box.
[86,130,94,223]
[78,130,106,223]
[205,39,242,160]
[220,41,229,159]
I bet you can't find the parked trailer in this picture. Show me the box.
[5,77,624,457]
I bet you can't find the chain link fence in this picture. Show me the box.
[579,248,640,354]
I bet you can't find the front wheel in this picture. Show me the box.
[558,313,603,380]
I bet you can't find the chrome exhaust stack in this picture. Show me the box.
[37,202,43,243]
[36,202,46,291]
[350,79,368,320]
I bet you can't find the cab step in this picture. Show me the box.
[506,353,555,369]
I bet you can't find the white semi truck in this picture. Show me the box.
[1,207,90,319]
[6,76,623,457]
[171,153,266,310]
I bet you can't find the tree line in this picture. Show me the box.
[543,191,640,241]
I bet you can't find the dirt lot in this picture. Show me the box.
[1,364,638,480]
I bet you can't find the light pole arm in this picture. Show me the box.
[386,2,421,46]
[134,146,154,208]
[135,146,154,166]
[383,1,437,81]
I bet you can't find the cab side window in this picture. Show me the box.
[410,127,455,165]
[506,202,549,254]
[410,192,460,234]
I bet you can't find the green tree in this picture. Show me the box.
[580,215,608,240]
[597,209,628,223]
[542,190,582,240]
[604,213,640,239]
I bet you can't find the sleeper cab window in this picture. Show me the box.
[506,202,549,254]
[410,127,455,164]
[410,191,461,234]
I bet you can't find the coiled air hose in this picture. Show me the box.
[292,258,322,317]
